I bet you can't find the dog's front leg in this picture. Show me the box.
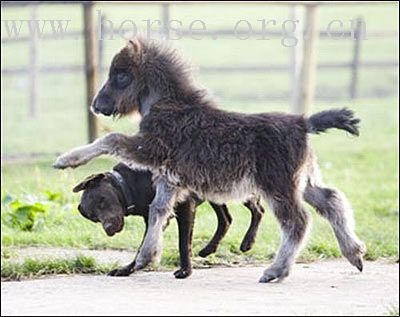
[53,132,142,169]
[134,179,179,270]
[174,199,195,279]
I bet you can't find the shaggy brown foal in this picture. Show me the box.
[54,38,365,283]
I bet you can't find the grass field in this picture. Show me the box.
[1,3,399,271]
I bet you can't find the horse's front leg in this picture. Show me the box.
[53,132,141,169]
[108,216,149,277]
[134,178,180,270]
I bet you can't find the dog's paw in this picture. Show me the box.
[259,266,290,283]
[174,268,192,279]
[240,237,255,253]
[198,245,217,258]
[107,266,133,277]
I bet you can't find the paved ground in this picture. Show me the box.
[1,260,398,316]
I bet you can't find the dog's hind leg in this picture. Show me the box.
[304,183,365,271]
[259,194,310,283]
[240,196,265,252]
[198,203,232,257]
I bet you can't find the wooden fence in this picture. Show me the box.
[1,1,399,142]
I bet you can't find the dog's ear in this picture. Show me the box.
[73,173,105,193]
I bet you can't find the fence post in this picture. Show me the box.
[161,3,170,39]
[293,4,319,115]
[28,5,38,118]
[83,1,99,142]
[350,17,363,100]
[98,13,105,76]
[289,5,303,113]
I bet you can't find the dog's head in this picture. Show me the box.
[73,173,125,237]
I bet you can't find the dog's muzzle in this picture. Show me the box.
[102,218,123,237]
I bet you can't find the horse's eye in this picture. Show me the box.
[115,73,131,88]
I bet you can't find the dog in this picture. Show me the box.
[54,37,366,282]
[73,162,265,278]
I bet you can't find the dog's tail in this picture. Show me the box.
[306,108,360,136]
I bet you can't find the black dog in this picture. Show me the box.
[73,163,265,278]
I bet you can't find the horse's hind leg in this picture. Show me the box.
[259,194,310,283]
[304,183,365,271]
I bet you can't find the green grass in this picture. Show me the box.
[1,99,398,266]
[1,255,117,281]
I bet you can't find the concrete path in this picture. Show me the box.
[1,260,398,316]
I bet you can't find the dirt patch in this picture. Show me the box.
[1,260,398,316]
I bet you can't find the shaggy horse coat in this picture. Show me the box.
[54,38,365,282]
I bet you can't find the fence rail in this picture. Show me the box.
[2,29,398,44]
[2,61,398,76]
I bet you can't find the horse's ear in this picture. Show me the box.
[128,38,142,56]
[72,173,105,193]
